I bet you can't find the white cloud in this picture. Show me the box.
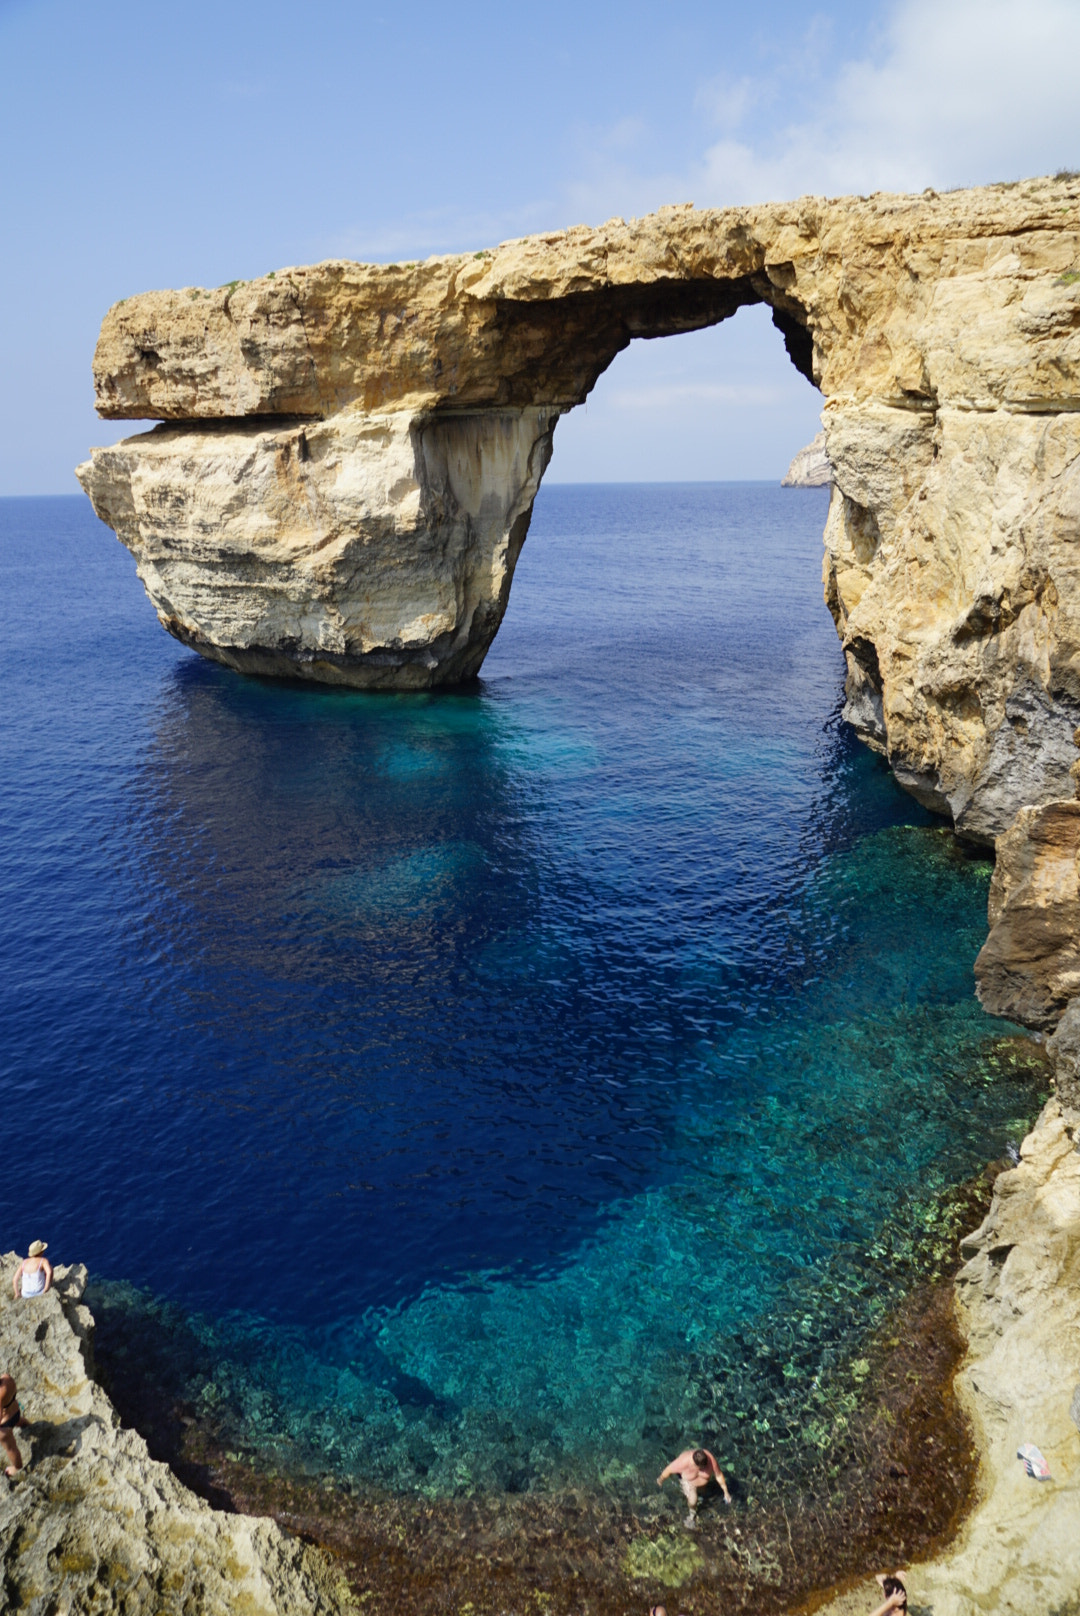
[828,0,1080,189]
[312,3,1080,270]
[693,74,759,135]
[570,0,1080,220]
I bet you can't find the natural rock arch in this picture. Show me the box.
[80,177,1080,845]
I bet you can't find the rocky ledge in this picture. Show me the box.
[0,1260,353,1615]
[818,1095,1080,1616]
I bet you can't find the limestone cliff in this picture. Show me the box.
[781,430,832,487]
[0,1260,352,1616]
[975,800,1080,1029]
[78,177,1080,840]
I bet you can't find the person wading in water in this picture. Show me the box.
[657,1446,731,1527]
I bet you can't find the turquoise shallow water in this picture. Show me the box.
[0,484,1040,1509]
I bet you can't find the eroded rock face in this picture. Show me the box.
[0,1260,352,1615]
[79,177,1080,834]
[83,409,555,687]
[945,1100,1080,1612]
[1048,1000,1080,1108]
[825,402,1080,843]
[974,799,1080,1030]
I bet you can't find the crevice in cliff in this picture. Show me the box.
[138,413,327,434]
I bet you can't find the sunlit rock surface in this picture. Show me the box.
[781,430,832,486]
[817,1097,1080,1616]
[79,178,1080,841]
[0,1260,352,1616]
[975,800,1080,1029]
[82,408,555,687]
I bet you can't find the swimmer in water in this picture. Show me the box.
[657,1446,731,1527]
[869,1572,907,1614]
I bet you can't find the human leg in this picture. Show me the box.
[679,1474,698,1527]
[0,1427,21,1476]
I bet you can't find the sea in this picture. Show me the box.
[0,484,1040,1520]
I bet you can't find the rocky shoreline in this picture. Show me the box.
[0,1261,355,1615]
[782,431,833,488]
[815,1095,1080,1616]
[91,1200,988,1615]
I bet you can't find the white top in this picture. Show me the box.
[20,1265,45,1297]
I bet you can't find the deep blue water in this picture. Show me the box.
[0,486,1037,1501]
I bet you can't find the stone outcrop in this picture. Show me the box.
[80,408,556,688]
[815,1097,1080,1616]
[0,1259,352,1616]
[1048,1000,1080,1109]
[975,799,1080,1029]
[78,177,1080,840]
[781,430,832,486]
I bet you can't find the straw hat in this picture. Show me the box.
[27,1241,47,1258]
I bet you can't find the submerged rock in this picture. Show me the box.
[78,176,1080,842]
[0,1259,352,1615]
[781,430,832,486]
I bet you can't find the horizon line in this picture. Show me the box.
[0,477,823,500]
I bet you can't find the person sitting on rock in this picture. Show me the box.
[0,1374,27,1478]
[657,1446,731,1527]
[12,1241,52,1300]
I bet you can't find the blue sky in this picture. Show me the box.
[1,0,1077,491]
